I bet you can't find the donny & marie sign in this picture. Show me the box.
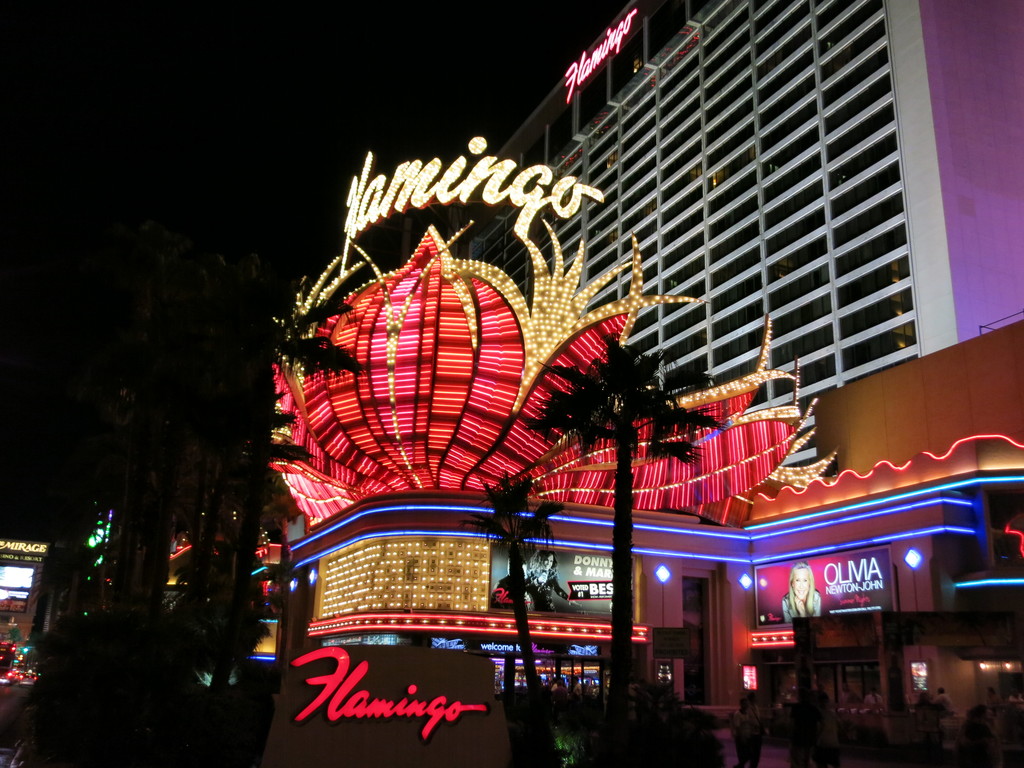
[489,546,614,616]
[755,547,893,627]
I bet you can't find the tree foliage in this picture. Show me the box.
[528,336,717,763]
[463,474,562,768]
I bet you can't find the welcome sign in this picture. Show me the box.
[755,547,893,627]
[262,646,510,768]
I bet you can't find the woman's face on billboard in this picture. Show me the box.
[791,567,810,600]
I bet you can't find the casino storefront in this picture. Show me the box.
[283,492,651,703]
[281,430,1024,724]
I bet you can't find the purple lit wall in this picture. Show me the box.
[919,0,1024,339]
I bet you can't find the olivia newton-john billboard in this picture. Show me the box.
[755,547,893,627]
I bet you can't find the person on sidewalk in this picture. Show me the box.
[956,704,1002,768]
[731,697,762,768]
[789,687,822,768]
[813,692,840,768]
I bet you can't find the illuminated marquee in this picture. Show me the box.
[0,541,47,555]
[564,8,640,103]
[343,136,603,250]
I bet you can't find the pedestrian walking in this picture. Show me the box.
[956,704,1002,768]
[814,692,840,768]
[731,697,762,768]
[789,688,822,768]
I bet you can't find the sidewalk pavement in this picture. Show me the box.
[715,731,1024,768]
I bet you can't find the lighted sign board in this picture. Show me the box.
[910,661,929,692]
[0,539,48,565]
[489,546,613,617]
[343,137,603,249]
[564,8,639,103]
[742,665,758,691]
[262,646,510,768]
[0,567,33,590]
[0,566,33,613]
[755,547,893,627]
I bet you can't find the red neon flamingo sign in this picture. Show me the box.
[292,647,490,743]
[564,9,639,103]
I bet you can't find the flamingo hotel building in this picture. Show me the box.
[271,0,1024,738]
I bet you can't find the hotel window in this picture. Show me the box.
[762,101,817,152]
[768,237,827,281]
[713,329,762,366]
[756,24,811,80]
[706,81,752,125]
[820,20,885,81]
[824,74,891,135]
[829,133,897,189]
[837,257,909,306]
[709,194,759,238]
[834,225,906,275]
[775,294,833,338]
[839,288,913,338]
[758,75,815,127]
[769,264,830,310]
[761,126,820,177]
[755,5,806,54]
[832,193,904,248]
[663,255,706,292]
[841,322,915,369]
[712,274,762,313]
[830,163,901,219]
[708,146,756,189]
[713,299,764,337]
[764,155,821,204]
[772,325,835,368]
[765,182,824,230]
[826,104,894,161]
[817,0,883,55]
[666,329,708,359]
[766,209,825,257]
[664,304,706,339]
[798,355,836,387]
[703,10,749,59]
[711,246,760,288]
[709,221,759,264]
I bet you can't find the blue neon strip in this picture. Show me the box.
[748,498,973,541]
[954,578,1024,588]
[745,477,1022,531]
[249,654,277,662]
[751,526,976,564]
[252,566,267,576]
[294,504,487,550]
[289,477,1011,569]
[634,546,750,564]
[551,514,748,541]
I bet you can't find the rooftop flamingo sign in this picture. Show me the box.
[275,138,829,530]
[564,8,640,103]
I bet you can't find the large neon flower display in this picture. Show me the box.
[276,140,828,529]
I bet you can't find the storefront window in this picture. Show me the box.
[989,492,1024,567]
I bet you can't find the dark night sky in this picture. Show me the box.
[0,1,627,540]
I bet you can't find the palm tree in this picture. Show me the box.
[528,335,718,763]
[463,475,562,766]
[209,256,360,693]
